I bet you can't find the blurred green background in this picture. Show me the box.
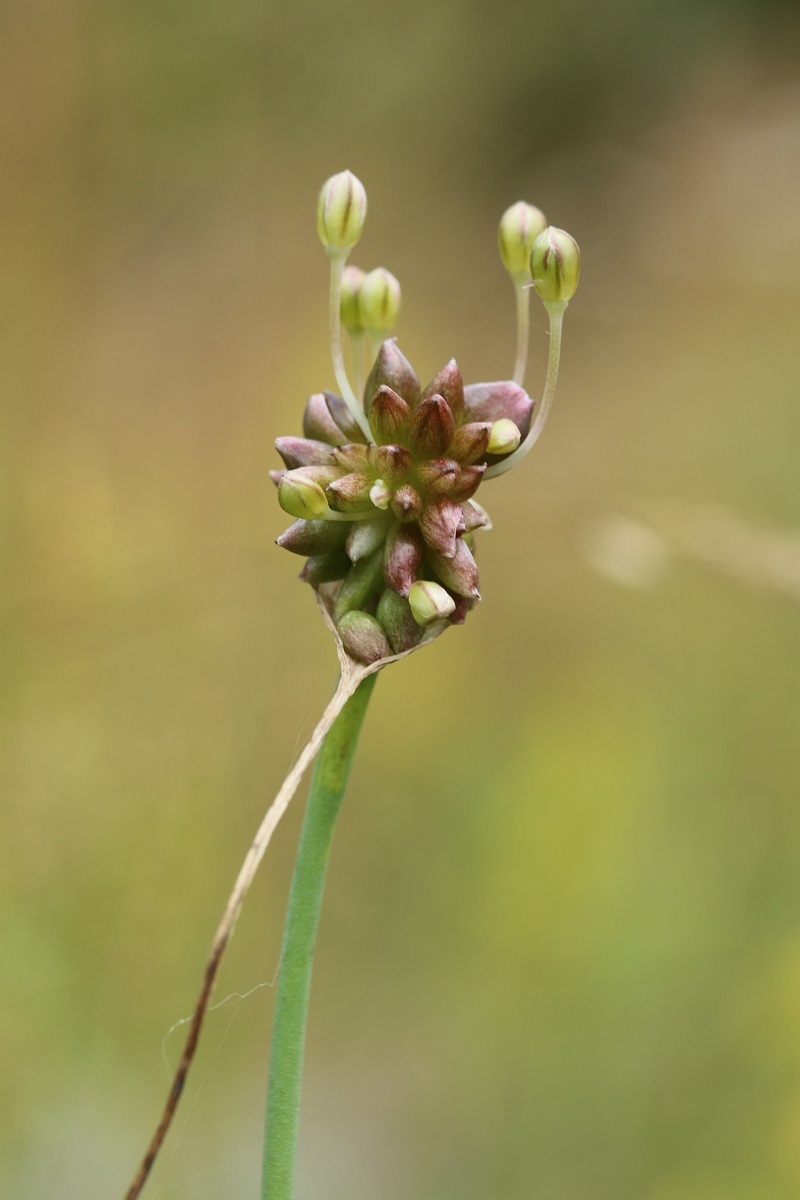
[3,0,800,1197]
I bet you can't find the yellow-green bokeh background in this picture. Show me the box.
[3,1,800,1196]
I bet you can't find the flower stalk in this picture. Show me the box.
[261,674,377,1200]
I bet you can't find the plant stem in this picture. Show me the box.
[485,299,567,479]
[261,673,377,1200]
[328,253,372,440]
[512,277,530,386]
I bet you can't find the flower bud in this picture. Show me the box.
[365,340,420,407]
[390,483,424,523]
[334,545,386,620]
[429,538,480,598]
[368,385,412,444]
[384,524,424,597]
[449,422,492,466]
[420,359,464,423]
[498,201,547,278]
[487,418,521,455]
[376,588,422,654]
[299,550,351,585]
[326,472,373,513]
[369,479,392,510]
[530,226,581,305]
[278,470,329,520]
[338,610,392,664]
[345,511,393,562]
[275,436,336,469]
[340,266,366,333]
[409,395,456,460]
[317,170,367,252]
[419,497,465,558]
[277,518,349,556]
[408,580,456,626]
[359,267,401,334]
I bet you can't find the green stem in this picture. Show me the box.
[512,277,530,386]
[484,299,567,479]
[328,253,372,440]
[261,673,377,1200]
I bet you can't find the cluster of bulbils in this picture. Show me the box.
[273,171,580,664]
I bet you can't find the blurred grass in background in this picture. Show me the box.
[2,0,800,1197]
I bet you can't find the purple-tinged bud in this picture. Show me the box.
[326,472,373,513]
[384,524,424,597]
[340,265,366,334]
[448,464,485,502]
[333,545,386,620]
[463,381,534,440]
[332,443,370,472]
[364,339,420,407]
[530,226,581,305]
[317,170,367,252]
[449,422,492,466]
[462,498,491,532]
[449,595,476,625]
[419,497,466,558]
[276,518,349,556]
[275,437,336,469]
[278,470,329,520]
[498,201,547,278]
[487,419,521,455]
[325,391,366,442]
[390,483,424,523]
[415,458,460,496]
[369,479,392,510]
[299,550,351,585]
[409,395,456,460]
[338,610,392,664]
[303,392,349,445]
[359,267,401,335]
[420,359,464,423]
[429,539,480,598]
[408,580,456,625]
[368,385,412,445]
[376,588,423,654]
[368,443,412,484]
[269,470,285,488]
[345,511,393,562]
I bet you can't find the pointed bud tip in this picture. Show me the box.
[317,170,368,252]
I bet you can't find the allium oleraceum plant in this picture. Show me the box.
[123,170,580,1200]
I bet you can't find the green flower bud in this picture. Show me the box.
[376,588,422,654]
[487,418,521,455]
[369,479,392,510]
[408,580,456,626]
[340,265,366,333]
[278,470,329,520]
[317,170,367,252]
[359,267,401,334]
[498,201,547,278]
[530,226,581,305]
[334,544,386,621]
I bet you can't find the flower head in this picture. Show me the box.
[274,174,579,664]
